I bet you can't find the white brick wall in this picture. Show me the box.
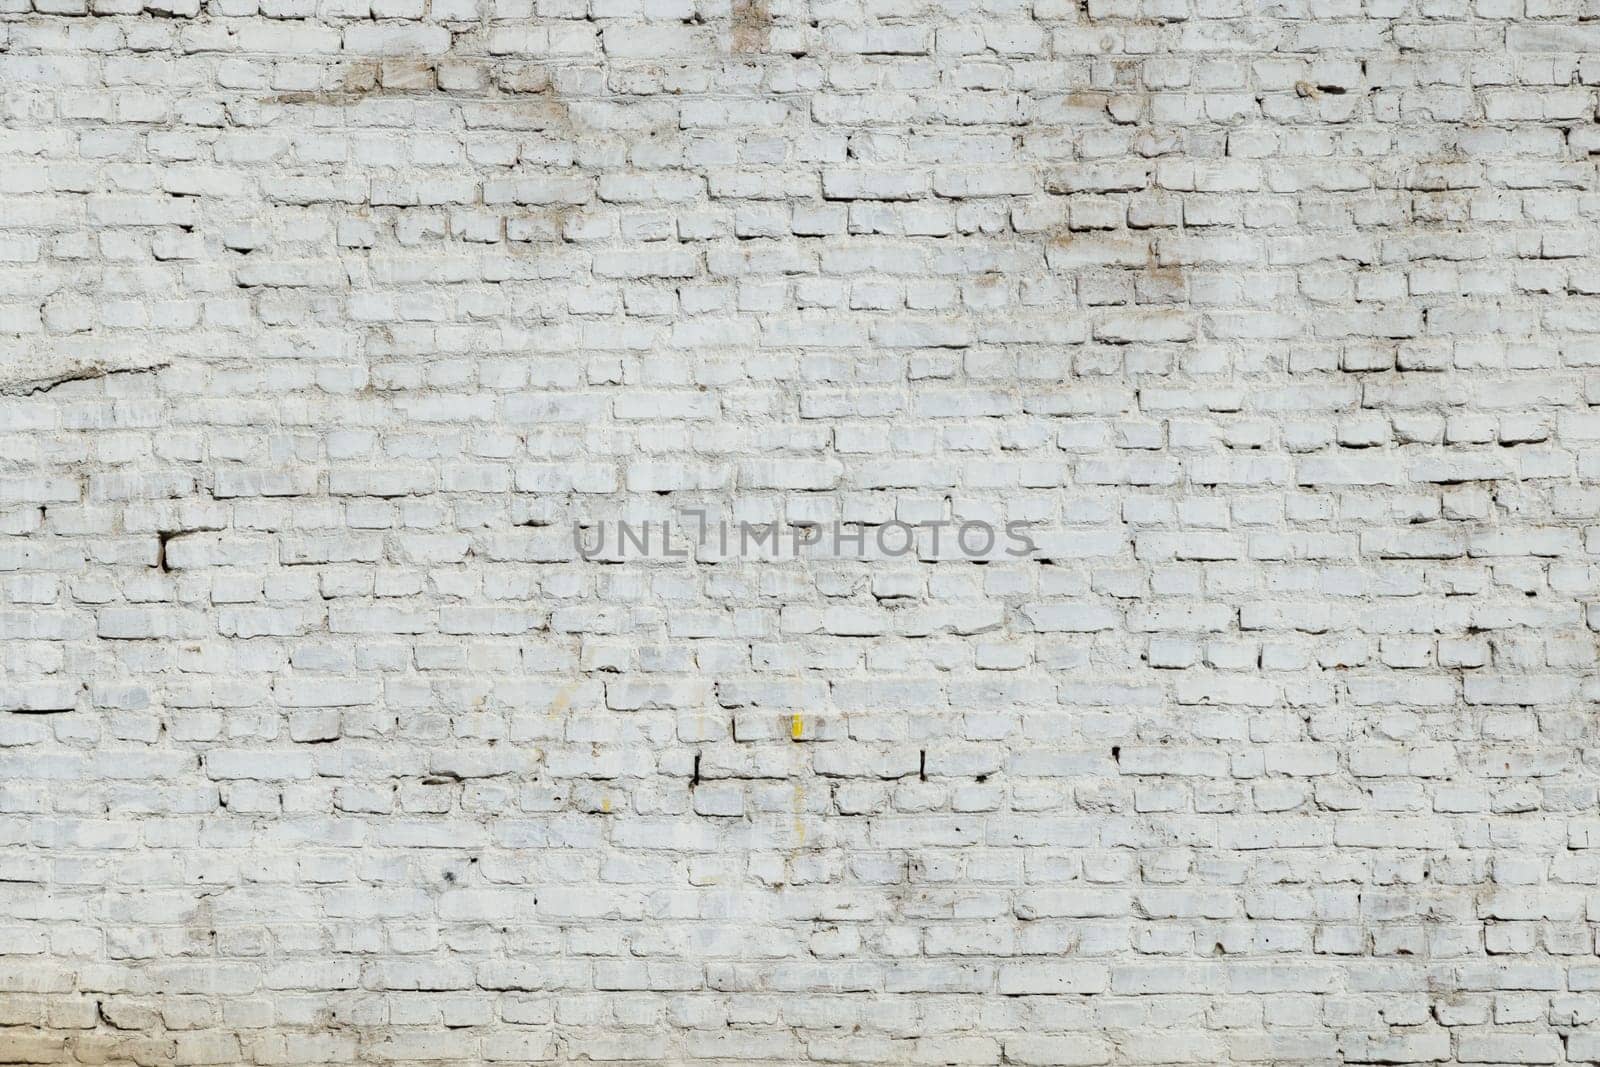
[1,0,1598,1060]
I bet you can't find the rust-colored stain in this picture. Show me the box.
[731,0,772,53]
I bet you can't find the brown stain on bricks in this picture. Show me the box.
[72,1031,178,1065]
[731,0,772,53]
[1062,90,1110,117]
[266,59,385,104]
[1142,238,1186,295]
[378,57,435,91]
[0,994,182,1066]
[342,59,381,93]
[491,68,574,131]
[261,57,581,248]
[264,57,569,127]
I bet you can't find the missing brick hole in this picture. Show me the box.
[156,531,178,573]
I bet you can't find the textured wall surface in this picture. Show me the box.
[3,0,1600,1062]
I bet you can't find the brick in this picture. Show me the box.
[1,4,1595,1062]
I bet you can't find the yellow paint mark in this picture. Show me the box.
[601,796,612,813]
[548,681,578,718]
[790,713,804,740]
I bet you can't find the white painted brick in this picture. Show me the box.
[0,2,1592,1061]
